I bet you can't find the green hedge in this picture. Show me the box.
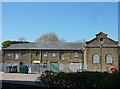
[39,71,120,88]
[2,40,29,48]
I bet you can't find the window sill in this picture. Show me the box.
[106,63,113,65]
[74,56,79,58]
[93,63,100,64]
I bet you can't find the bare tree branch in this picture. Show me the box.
[35,32,65,43]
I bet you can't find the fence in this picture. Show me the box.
[0,63,84,73]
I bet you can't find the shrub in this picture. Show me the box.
[39,71,120,88]
[2,40,29,48]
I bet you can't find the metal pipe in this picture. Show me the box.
[100,45,102,72]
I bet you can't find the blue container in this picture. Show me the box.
[28,67,32,74]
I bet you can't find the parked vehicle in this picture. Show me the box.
[75,69,87,72]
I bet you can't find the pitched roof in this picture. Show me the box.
[2,42,85,50]
[86,32,118,44]
[96,32,107,36]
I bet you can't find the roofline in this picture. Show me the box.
[86,33,118,44]
[2,48,83,51]
[85,45,119,48]
[86,38,97,43]
[96,32,107,36]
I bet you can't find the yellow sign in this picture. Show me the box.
[32,60,40,63]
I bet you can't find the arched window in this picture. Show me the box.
[106,54,113,64]
[92,54,100,64]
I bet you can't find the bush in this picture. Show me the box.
[2,40,29,48]
[100,71,120,88]
[39,71,120,88]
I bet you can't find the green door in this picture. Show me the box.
[50,62,58,72]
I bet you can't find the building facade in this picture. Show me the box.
[1,32,120,72]
[84,32,119,72]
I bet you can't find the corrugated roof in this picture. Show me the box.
[2,42,85,50]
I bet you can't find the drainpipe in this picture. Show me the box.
[39,49,42,73]
[100,45,103,72]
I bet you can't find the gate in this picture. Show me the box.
[50,62,58,72]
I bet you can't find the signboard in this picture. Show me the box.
[32,60,40,63]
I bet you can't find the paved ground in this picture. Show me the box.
[0,72,42,87]
[1,72,41,81]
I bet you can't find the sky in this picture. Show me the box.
[2,2,118,43]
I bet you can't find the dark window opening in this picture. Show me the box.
[100,38,103,42]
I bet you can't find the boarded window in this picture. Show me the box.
[106,54,113,64]
[92,54,99,64]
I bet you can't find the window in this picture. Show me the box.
[44,52,48,57]
[60,52,64,60]
[7,52,11,56]
[52,52,56,57]
[74,52,79,57]
[92,54,99,64]
[14,52,18,59]
[106,54,113,64]
[21,52,26,56]
[3,52,5,56]
[36,52,39,56]
[99,37,104,43]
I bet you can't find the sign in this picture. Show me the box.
[32,60,40,63]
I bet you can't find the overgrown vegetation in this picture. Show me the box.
[35,32,65,43]
[38,71,120,88]
[2,40,29,48]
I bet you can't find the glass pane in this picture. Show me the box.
[44,52,48,57]
[93,54,99,63]
[14,52,18,59]
[106,54,112,63]
[60,52,64,60]
[7,52,11,56]
[22,52,26,56]
[74,52,79,57]
[52,52,56,57]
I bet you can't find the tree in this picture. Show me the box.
[35,32,65,43]
[1,40,29,48]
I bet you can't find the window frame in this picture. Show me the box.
[21,52,26,56]
[52,52,56,57]
[74,52,79,58]
[105,54,113,64]
[7,52,11,56]
[44,52,48,57]
[60,52,64,60]
[36,52,39,56]
[14,52,19,59]
[92,53,100,64]
[99,37,104,43]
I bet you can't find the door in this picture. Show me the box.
[50,62,58,72]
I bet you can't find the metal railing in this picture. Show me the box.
[0,63,83,73]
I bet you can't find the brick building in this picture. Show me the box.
[84,32,119,72]
[1,32,119,72]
